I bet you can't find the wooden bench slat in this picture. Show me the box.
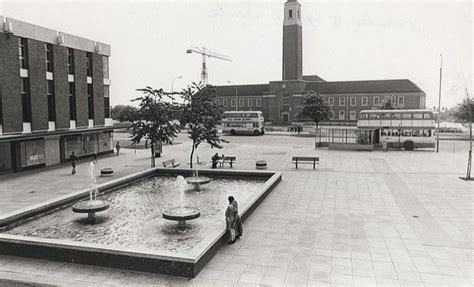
[292,156,319,161]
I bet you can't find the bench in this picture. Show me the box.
[221,156,237,168]
[162,159,180,168]
[292,156,319,169]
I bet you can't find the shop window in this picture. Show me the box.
[248,98,252,107]
[239,99,244,107]
[256,98,261,107]
[223,99,227,107]
[20,140,45,167]
[231,99,235,107]
[329,97,334,106]
[398,96,404,107]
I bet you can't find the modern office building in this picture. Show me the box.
[214,0,426,124]
[0,16,113,173]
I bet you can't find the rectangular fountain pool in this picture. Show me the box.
[0,168,282,277]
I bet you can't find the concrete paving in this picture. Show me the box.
[0,132,472,286]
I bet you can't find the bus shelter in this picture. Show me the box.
[316,127,376,150]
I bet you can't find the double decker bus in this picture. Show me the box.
[221,111,265,136]
[357,109,435,150]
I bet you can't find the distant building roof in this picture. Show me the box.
[302,75,325,82]
[214,79,424,97]
[215,84,269,96]
[306,79,424,94]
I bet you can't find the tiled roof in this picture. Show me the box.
[306,79,424,94]
[215,84,269,96]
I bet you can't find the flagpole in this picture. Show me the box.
[436,54,442,153]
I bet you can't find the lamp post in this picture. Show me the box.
[171,76,182,92]
[436,54,442,153]
[227,80,238,111]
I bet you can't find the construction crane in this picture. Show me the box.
[186,46,231,85]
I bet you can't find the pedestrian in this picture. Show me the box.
[211,153,220,168]
[225,196,242,244]
[93,152,98,163]
[69,151,78,175]
[115,141,121,156]
[231,197,243,239]
[145,140,148,149]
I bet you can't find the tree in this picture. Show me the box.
[130,87,181,167]
[180,84,227,168]
[452,97,474,123]
[453,94,473,179]
[110,105,138,122]
[300,91,331,148]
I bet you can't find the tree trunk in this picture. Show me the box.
[151,141,155,168]
[190,142,195,169]
[314,122,319,149]
[466,90,472,179]
[467,112,472,179]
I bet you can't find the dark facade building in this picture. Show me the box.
[215,0,426,124]
[0,16,113,173]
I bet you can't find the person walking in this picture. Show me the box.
[69,151,78,175]
[115,141,121,156]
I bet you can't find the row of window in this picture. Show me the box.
[16,38,110,126]
[381,129,432,137]
[326,96,405,107]
[18,37,109,78]
[359,112,432,120]
[19,79,109,124]
[215,98,262,108]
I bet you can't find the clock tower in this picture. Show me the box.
[282,0,303,81]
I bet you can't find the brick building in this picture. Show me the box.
[0,16,113,173]
[214,0,426,124]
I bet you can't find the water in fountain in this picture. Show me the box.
[175,175,187,207]
[89,162,98,201]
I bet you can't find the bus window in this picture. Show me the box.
[359,113,368,119]
[402,114,411,119]
[402,129,412,137]
[381,113,390,119]
[391,113,401,119]
[423,113,431,119]
[392,129,400,136]
[412,129,422,137]
[423,130,431,137]
[369,114,380,119]
[381,129,389,136]
[413,113,422,119]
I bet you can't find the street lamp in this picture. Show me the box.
[227,80,238,111]
[171,75,182,92]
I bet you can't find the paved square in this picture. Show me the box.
[0,133,472,286]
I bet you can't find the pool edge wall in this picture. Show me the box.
[0,168,282,278]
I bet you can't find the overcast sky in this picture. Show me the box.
[1,0,471,109]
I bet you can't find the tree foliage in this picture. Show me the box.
[300,91,331,127]
[180,83,227,168]
[130,87,181,166]
[110,105,138,122]
[452,97,474,123]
